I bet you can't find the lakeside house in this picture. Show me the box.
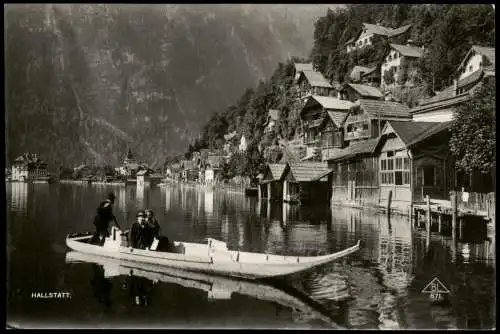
[338,83,384,102]
[282,162,332,204]
[411,45,495,122]
[300,95,354,161]
[343,99,412,145]
[11,153,48,182]
[294,62,314,80]
[296,69,336,99]
[181,160,197,182]
[223,131,239,156]
[380,42,425,89]
[327,120,454,213]
[345,22,412,53]
[204,155,225,184]
[258,163,287,200]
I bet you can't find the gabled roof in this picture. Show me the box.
[361,66,380,78]
[267,164,287,181]
[362,23,412,37]
[390,43,424,58]
[457,45,495,74]
[224,131,237,141]
[304,95,354,111]
[382,121,453,148]
[326,111,348,128]
[287,162,331,182]
[327,138,379,162]
[342,83,384,99]
[294,63,313,73]
[268,109,280,121]
[299,70,333,88]
[357,99,411,119]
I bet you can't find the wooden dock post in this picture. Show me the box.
[438,213,442,233]
[387,190,392,216]
[426,195,431,228]
[451,191,457,243]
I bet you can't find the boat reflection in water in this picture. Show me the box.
[65,251,345,328]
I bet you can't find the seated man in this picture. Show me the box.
[130,210,148,249]
[144,209,172,252]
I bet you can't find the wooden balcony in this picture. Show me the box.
[345,129,370,141]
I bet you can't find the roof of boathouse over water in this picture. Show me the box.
[286,162,332,182]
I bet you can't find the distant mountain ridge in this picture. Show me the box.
[5,4,336,169]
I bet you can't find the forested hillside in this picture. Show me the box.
[5,4,332,169]
[194,4,495,171]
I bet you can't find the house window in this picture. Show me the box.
[388,55,392,61]
[423,166,435,186]
[480,61,483,67]
[380,151,410,185]
[394,52,398,59]
[469,65,473,72]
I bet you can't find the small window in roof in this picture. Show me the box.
[469,65,473,72]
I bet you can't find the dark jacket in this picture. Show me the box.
[94,199,115,230]
[130,222,147,249]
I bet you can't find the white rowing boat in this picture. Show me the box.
[65,251,346,328]
[66,227,361,280]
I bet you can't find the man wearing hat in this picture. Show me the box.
[130,210,148,249]
[91,192,118,245]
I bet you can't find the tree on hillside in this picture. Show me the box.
[449,79,495,174]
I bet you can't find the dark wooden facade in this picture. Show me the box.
[282,163,332,204]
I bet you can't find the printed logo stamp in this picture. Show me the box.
[421,277,450,302]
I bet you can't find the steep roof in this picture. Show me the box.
[287,162,331,182]
[327,138,379,162]
[410,70,488,114]
[326,110,348,127]
[294,63,313,73]
[268,109,280,121]
[383,121,453,148]
[343,83,384,99]
[305,95,354,111]
[267,164,287,180]
[300,70,333,88]
[390,43,424,58]
[362,23,411,37]
[358,99,411,119]
[136,169,150,176]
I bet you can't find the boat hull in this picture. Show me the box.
[66,232,361,280]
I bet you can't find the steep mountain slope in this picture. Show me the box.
[5,4,335,169]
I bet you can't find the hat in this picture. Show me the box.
[136,210,145,217]
[107,192,116,200]
[145,209,154,217]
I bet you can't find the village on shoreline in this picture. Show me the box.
[6,21,495,226]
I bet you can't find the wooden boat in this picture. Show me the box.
[65,251,345,329]
[66,227,361,280]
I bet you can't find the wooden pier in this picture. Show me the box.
[412,191,494,251]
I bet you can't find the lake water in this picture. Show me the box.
[6,182,496,329]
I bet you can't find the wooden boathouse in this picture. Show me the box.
[258,164,287,201]
[282,162,332,204]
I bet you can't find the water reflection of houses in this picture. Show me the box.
[9,182,29,213]
[204,190,214,215]
[377,215,414,295]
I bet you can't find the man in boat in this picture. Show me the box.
[91,192,118,245]
[130,210,148,249]
[144,209,160,249]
